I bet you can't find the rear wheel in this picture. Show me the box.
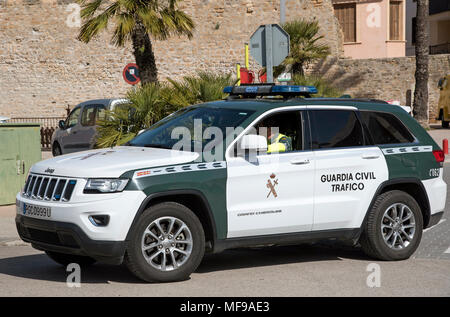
[442,120,449,128]
[45,251,96,267]
[360,190,423,261]
[125,202,205,283]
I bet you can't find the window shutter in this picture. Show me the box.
[334,4,356,43]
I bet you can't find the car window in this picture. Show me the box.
[81,105,97,127]
[236,110,303,156]
[96,105,106,121]
[360,111,415,145]
[310,110,364,149]
[65,107,81,129]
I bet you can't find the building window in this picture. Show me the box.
[334,3,356,43]
[411,17,416,44]
[389,1,403,41]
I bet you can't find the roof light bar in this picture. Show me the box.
[223,84,317,98]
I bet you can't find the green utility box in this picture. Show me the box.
[0,124,41,205]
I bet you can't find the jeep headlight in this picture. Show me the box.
[84,179,129,194]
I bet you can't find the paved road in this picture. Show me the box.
[0,165,449,296]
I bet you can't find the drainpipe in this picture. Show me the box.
[280,0,286,24]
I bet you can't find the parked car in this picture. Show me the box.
[0,116,10,123]
[16,85,446,283]
[436,75,449,128]
[51,99,128,156]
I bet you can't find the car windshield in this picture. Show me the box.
[127,106,254,152]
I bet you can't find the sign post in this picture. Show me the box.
[123,63,140,87]
[250,24,290,83]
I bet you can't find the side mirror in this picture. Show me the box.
[240,134,267,152]
[58,120,65,130]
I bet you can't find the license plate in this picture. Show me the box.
[22,203,51,219]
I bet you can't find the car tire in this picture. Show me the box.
[45,251,96,267]
[52,143,62,156]
[442,120,449,128]
[360,190,423,261]
[124,202,205,283]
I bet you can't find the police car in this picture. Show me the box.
[15,85,447,282]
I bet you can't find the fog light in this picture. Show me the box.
[88,215,110,227]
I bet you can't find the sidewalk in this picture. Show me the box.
[0,205,22,245]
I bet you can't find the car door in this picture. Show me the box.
[59,106,82,154]
[77,104,105,151]
[309,108,388,231]
[226,109,315,238]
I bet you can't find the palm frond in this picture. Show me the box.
[112,13,135,46]
[281,19,331,74]
[78,11,110,43]
[80,0,103,19]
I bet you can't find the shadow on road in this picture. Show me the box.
[0,253,143,284]
[0,243,372,284]
[197,243,371,273]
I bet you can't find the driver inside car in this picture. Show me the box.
[258,117,292,154]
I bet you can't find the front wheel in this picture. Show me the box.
[360,190,423,261]
[125,202,205,283]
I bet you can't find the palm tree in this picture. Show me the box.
[96,83,183,148]
[277,19,330,76]
[168,71,235,105]
[412,0,429,127]
[77,0,195,84]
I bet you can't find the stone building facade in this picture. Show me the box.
[0,0,448,122]
[314,54,450,121]
[0,0,342,118]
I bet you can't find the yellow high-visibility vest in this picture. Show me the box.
[267,133,290,153]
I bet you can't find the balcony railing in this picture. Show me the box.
[430,43,450,55]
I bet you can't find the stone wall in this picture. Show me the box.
[312,54,450,122]
[0,0,342,118]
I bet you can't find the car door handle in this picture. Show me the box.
[290,158,311,165]
[362,154,380,160]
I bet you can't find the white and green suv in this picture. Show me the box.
[16,85,447,282]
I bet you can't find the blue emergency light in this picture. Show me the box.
[223,84,318,98]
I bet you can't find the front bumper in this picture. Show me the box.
[16,214,126,264]
[15,188,146,263]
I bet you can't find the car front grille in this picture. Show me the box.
[22,174,77,202]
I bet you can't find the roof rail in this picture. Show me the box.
[306,97,389,104]
[224,84,318,99]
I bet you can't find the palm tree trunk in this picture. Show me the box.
[412,0,429,128]
[132,22,158,84]
[292,62,304,76]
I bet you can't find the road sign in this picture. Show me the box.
[123,63,140,85]
[250,24,290,83]
[277,71,292,82]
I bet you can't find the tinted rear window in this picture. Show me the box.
[310,110,364,149]
[360,111,415,145]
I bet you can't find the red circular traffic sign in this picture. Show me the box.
[123,63,140,85]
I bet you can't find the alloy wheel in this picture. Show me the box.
[141,216,193,271]
[380,203,416,250]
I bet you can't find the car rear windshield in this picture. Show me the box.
[128,107,254,152]
[360,111,415,145]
